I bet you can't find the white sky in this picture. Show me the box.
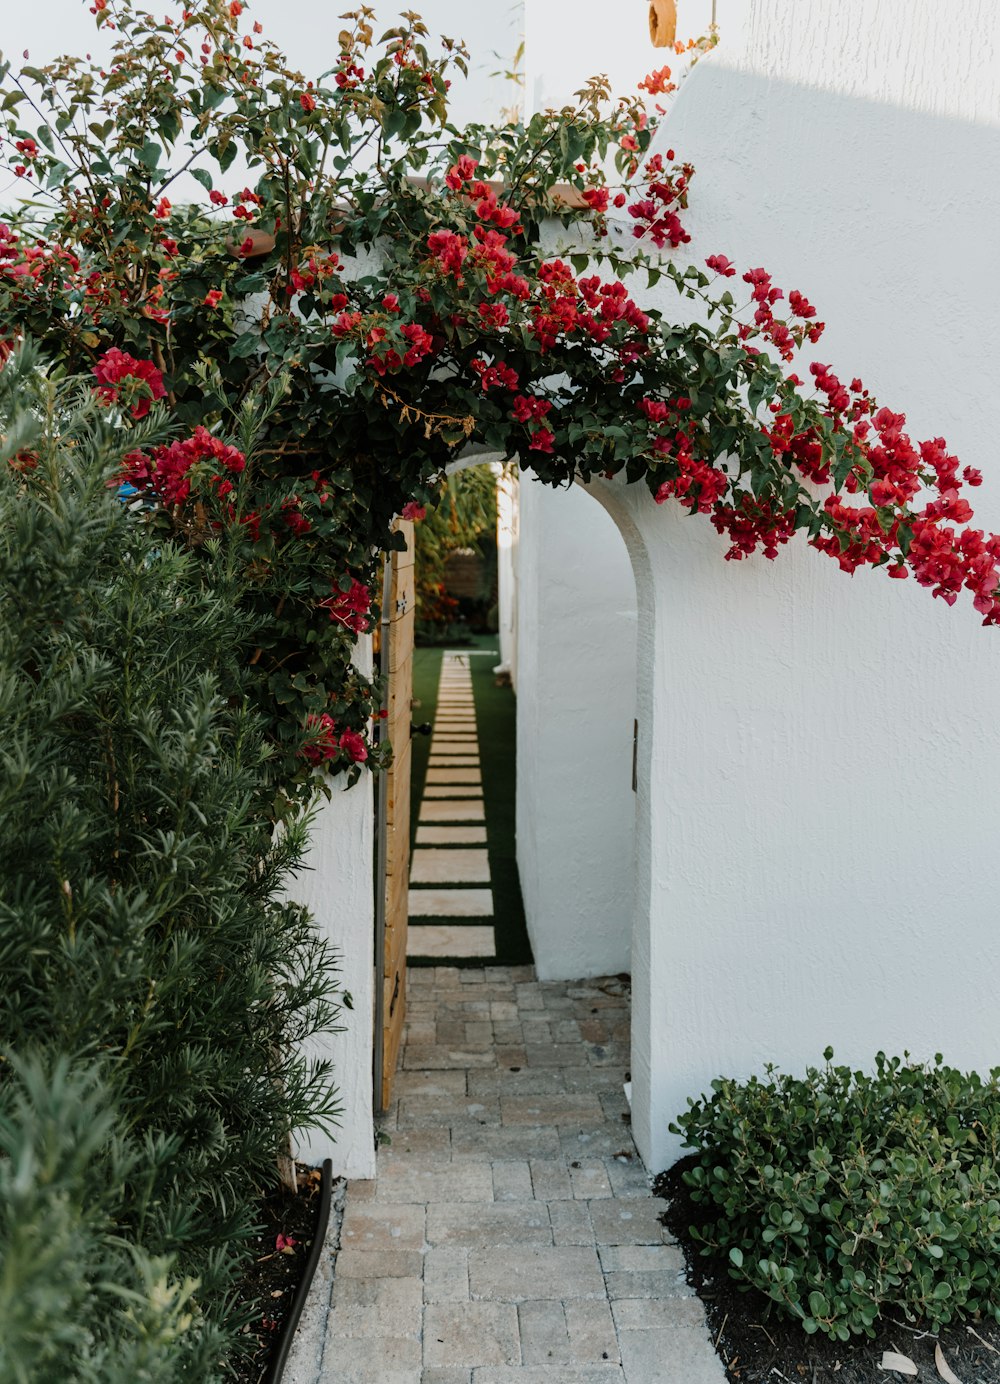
[0,0,522,128]
[1,1,736,124]
[0,0,736,207]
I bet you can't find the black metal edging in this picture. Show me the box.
[261,1158,334,1384]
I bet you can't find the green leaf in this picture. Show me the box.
[808,1291,829,1318]
[230,333,260,359]
[138,140,161,171]
[728,1247,743,1269]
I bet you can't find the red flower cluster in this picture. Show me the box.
[705,254,736,278]
[738,268,824,361]
[471,357,519,392]
[654,455,727,513]
[92,348,166,419]
[804,394,1000,619]
[366,320,435,376]
[121,427,246,507]
[445,154,478,190]
[320,578,372,633]
[427,230,468,277]
[712,497,797,562]
[627,153,693,250]
[638,65,677,98]
[301,714,369,766]
[582,187,609,214]
[577,275,650,347]
[335,60,365,91]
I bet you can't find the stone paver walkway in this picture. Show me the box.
[409,651,497,961]
[289,965,725,1384]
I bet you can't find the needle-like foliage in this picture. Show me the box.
[0,347,341,1381]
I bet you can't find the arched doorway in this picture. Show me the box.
[378,454,657,1161]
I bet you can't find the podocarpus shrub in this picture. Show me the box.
[0,349,341,1380]
[669,1050,1000,1341]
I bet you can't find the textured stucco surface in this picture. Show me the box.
[293,0,1000,1178]
[291,642,377,1181]
[612,0,1000,1170]
[515,479,638,981]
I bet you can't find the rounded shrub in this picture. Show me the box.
[669,1050,1000,1340]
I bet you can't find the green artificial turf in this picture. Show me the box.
[408,636,533,967]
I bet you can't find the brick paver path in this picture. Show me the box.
[288,965,726,1384]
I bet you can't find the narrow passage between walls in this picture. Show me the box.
[407,647,532,966]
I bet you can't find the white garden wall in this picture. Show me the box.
[496,465,521,688]
[515,477,638,980]
[610,0,1000,1171]
[291,641,377,1181]
[296,0,1000,1180]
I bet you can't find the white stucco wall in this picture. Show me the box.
[290,643,377,1181]
[269,0,1000,1179]
[496,465,521,688]
[515,477,638,980]
[609,0,1000,1171]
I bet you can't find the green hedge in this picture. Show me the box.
[670,1049,1000,1340]
[0,351,341,1381]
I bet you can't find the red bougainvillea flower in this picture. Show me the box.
[299,92,316,113]
[445,154,478,190]
[300,716,369,766]
[92,349,166,419]
[401,501,426,522]
[639,64,677,97]
[275,1234,297,1253]
[120,426,246,507]
[339,729,368,763]
[203,289,224,308]
[706,254,735,277]
[582,187,609,214]
[320,578,372,633]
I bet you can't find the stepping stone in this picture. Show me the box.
[419,799,486,822]
[416,825,488,845]
[409,887,494,916]
[424,785,483,798]
[407,925,496,958]
[429,756,480,767]
[426,768,482,784]
[410,847,491,884]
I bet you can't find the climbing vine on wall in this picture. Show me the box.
[1,0,996,806]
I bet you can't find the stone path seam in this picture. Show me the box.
[285,966,727,1384]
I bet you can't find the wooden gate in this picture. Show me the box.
[375,520,414,1111]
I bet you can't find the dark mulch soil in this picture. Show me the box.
[654,1158,1000,1384]
[229,1163,334,1384]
